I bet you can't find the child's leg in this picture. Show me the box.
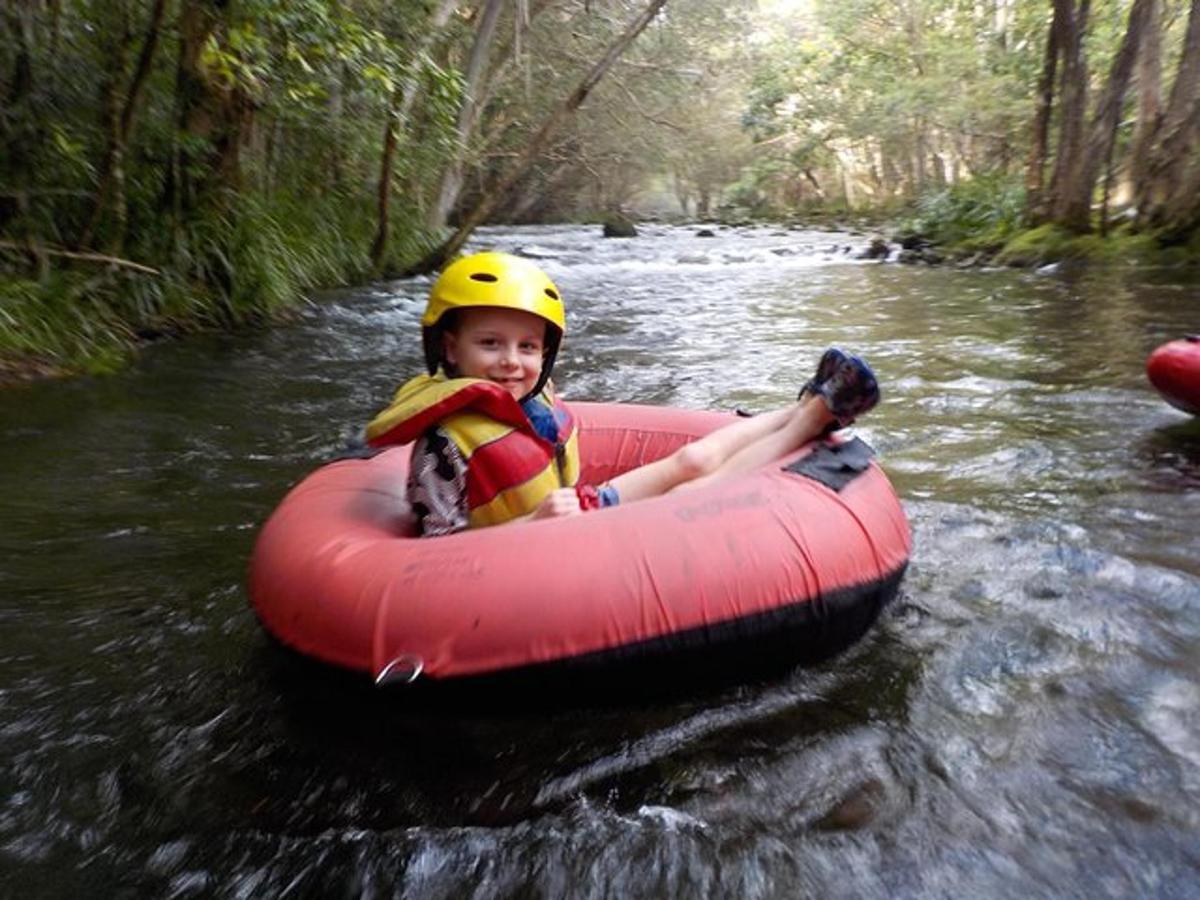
[676,396,834,493]
[604,350,878,505]
[607,398,834,503]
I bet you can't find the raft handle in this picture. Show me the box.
[375,654,424,686]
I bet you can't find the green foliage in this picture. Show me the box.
[905,175,1027,248]
[0,0,451,375]
[0,274,136,374]
[22,0,1177,379]
[0,187,419,376]
[741,0,1047,211]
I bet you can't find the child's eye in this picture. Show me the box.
[478,338,498,348]
[520,342,540,352]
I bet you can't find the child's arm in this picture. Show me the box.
[505,488,584,524]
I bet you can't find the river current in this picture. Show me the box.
[2,223,1199,897]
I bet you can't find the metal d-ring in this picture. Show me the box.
[375,654,424,686]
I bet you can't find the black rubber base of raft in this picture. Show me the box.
[258,565,907,709]
[384,564,908,707]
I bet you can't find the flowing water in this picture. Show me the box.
[3,224,1199,898]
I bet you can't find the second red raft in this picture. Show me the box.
[1147,336,1200,415]
[249,402,912,686]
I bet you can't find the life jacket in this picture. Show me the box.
[366,373,581,528]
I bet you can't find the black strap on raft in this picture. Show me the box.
[783,437,875,492]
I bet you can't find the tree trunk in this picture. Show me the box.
[1025,1,1062,221]
[508,159,571,222]
[1045,0,1090,229]
[428,0,506,230]
[82,9,133,248]
[163,0,247,231]
[1,5,38,236]
[802,168,824,199]
[370,0,460,270]
[327,64,347,193]
[1136,0,1200,230]
[405,0,670,275]
[1164,146,1200,233]
[370,89,404,269]
[913,120,928,190]
[673,168,692,216]
[78,0,168,253]
[468,0,556,124]
[1056,0,1154,231]
[1129,0,1162,208]
[931,151,947,186]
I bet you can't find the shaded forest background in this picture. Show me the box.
[2,0,1199,373]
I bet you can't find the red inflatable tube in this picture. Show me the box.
[248,403,912,685]
[1147,336,1200,415]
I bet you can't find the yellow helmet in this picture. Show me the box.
[421,251,566,398]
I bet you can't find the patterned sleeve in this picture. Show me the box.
[407,427,470,536]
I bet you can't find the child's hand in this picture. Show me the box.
[531,488,584,519]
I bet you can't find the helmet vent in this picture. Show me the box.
[544,288,560,300]
[469,272,498,282]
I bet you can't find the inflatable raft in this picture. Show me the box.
[1147,336,1200,415]
[249,402,911,687]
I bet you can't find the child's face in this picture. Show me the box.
[443,307,546,400]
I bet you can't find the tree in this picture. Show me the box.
[741,0,1040,213]
[370,0,460,269]
[1134,0,1200,233]
[406,0,671,274]
[77,0,169,253]
[429,0,507,230]
[1039,0,1155,231]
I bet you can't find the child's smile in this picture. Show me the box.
[444,307,547,400]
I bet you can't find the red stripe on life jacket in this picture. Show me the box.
[367,378,529,447]
[466,430,563,509]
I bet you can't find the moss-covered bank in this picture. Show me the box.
[890,177,1200,270]
[989,224,1200,269]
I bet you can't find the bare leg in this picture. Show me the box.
[677,397,833,492]
[608,397,835,503]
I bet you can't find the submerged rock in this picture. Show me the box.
[602,215,638,238]
[897,246,948,265]
[857,237,890,260]
[896,232,930,251]
[813,778,888,832]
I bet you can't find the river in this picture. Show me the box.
[2,223,1199,897]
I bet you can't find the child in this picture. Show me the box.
[366,251,879,536]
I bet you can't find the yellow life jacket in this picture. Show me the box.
[366,373,581,528]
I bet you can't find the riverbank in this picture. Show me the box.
[5,214,1198,385]
[884,223,1200,270]
[0,200,443,385]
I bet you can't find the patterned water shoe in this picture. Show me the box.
[798,347,849,401]
[815,353,880,428]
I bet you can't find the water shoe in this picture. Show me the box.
[798,347,849,401]
[814,353,879,427]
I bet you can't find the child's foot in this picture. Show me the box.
[813,353,879,427]
[798,347,849,401]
